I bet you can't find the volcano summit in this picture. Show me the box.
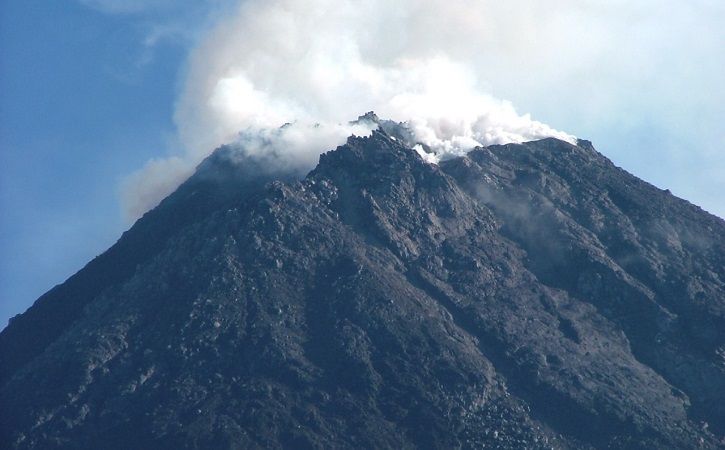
[1,121,723,449]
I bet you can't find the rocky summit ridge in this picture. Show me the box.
[1,122,724,449]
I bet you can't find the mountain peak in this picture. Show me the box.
[353,110,381,125]
[316,129,422,174]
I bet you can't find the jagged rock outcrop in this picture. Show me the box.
[1,127,723,449]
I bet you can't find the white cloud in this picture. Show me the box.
[122,0,725,219]
[121,156,194,221]
[174,0,577,158]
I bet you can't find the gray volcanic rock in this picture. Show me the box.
[1,126,723,449]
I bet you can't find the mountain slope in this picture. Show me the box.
[1,129,723,449]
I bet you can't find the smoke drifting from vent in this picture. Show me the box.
[124,0,578,221]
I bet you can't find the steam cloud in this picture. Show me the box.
[124,0,578,220]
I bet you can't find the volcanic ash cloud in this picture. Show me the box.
[125,0,576,220]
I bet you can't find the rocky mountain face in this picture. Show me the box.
[1,125,723,449]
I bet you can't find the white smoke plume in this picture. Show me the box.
[125,0,580,220]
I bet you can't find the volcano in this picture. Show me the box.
[1,120,724,449]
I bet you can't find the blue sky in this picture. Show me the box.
[0,0,188,325]
[1,0,723,328]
